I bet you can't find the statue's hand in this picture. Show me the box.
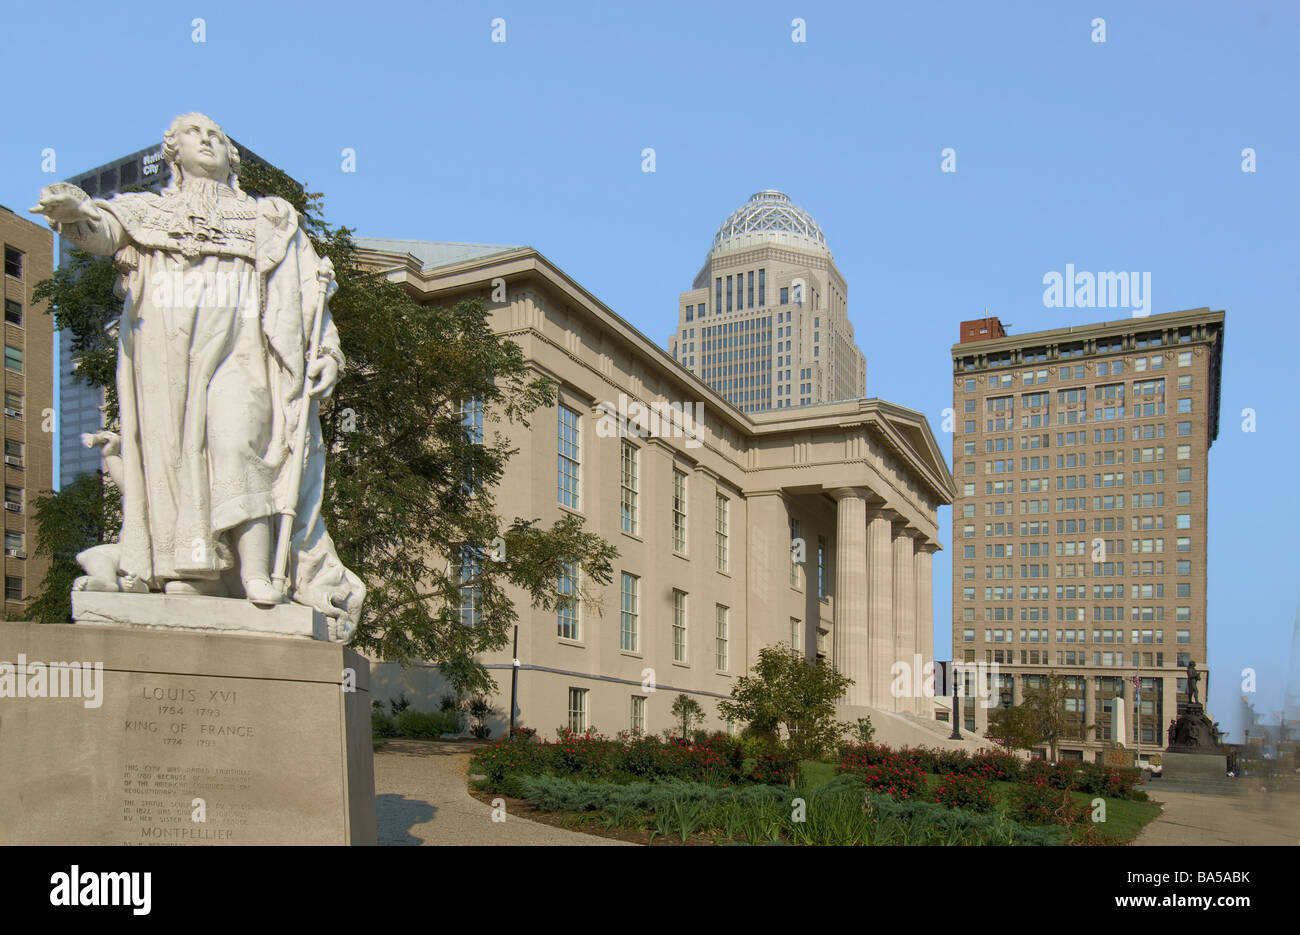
[307,355,339,399]
[29,182,99,228]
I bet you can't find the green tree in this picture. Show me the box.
[25,160,618,697]
[717,644,853,759]
[669,693,704,739]
[1018,673,1094,760]
[986,703,1040,752]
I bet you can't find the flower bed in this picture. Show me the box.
[932,772,998,812]
[472,730,752,791]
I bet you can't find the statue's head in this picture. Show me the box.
[162,113,241,191]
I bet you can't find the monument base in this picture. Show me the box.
[73,590,327,640]
[0,620,375,845]
[1158,751,1236,796]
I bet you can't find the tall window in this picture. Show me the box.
[3,246,22,279]
[715,604,729,670]
[791,617,801,652]
[458,396,484,443]
[817,534,827,599]
[557,561,579,640]
[671,469,688,553]
[726,276,733,312]
[567,687,588,733]
[557,404,581,509]
[758,268,766,306]
[4,299,21,326]
[4,346,22,373]
[4,576,22,602]
[456,545,482,627]
[630,695,645,734]
[620,441,639,534]
[458,396,484,493]
[747,271,754,308]
[789,518,801,587]
[620,572,640,652]
[672,589,688,663]
[715,494,730,572]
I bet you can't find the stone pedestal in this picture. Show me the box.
[0,619,375,845]
[1159,751,1235,795]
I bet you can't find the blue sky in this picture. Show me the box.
[2,1,1296,737]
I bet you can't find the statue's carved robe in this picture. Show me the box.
[62,178,364,635]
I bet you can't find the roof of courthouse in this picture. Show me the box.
[352,238,523,270]
[353,237,955,508]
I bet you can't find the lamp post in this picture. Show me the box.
[949,661,963,740]
[509,625,519,737]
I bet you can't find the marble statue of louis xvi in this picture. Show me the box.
[31,113,364,641]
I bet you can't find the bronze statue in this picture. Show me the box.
[1186,659,1201,704]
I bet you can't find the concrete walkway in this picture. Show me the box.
[1134,781,1300,846]
[373,739,630,846]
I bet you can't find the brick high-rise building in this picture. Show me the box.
[949,308,1224,759]
[0,205,56,614]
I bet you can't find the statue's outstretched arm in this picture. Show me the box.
[30,183,127,256]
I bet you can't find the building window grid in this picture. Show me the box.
[672,469,688,553]
[567,687,588,733]
[715,604,729,670]
[557,561,580,640]
[557,405,581,510]
[672,589,688,663]
[715,494,730,572]
[620,441,639,534]
[620,572,640,652]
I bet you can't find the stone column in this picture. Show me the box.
[891,524,917,714]
[913,542,937,717]
[832,488,869,707]
[866,507,896,708]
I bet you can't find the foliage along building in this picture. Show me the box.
[355,237,954,740]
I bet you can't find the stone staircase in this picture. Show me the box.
[845,704,999,752]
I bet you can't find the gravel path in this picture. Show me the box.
[373,739,632,846]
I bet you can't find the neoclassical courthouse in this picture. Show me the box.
[357,193,955,738]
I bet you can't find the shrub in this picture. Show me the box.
[511,774,1068,846]
[854,756,927,800]
[836,743,909,772]
[371,710,399,738]
[1012,777,1086,826]
[396,709,461,739]
[472,737,549,787]
[961,750,1022,782]
[919,747,970,776]
[1022,758,1076,790]
[750,748,801,786]
[932,772,998,812]
[1073,762,1144,800]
